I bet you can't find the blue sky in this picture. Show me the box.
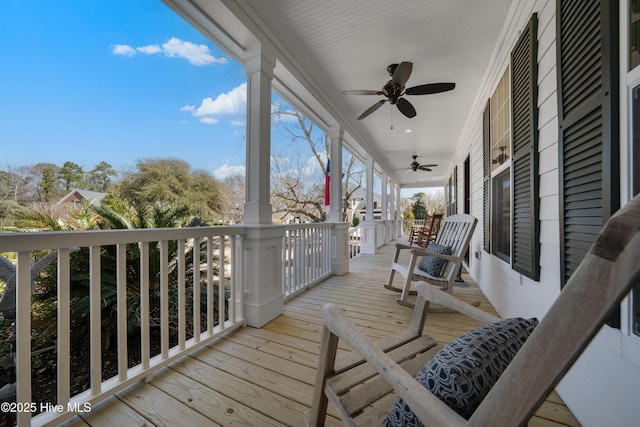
[0,0,438,198]
[0,0,261,180]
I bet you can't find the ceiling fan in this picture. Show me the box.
[342,61,455,120]
[398,155,438,172]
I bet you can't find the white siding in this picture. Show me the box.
[451,0,640,425]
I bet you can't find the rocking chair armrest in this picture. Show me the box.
[395,242,415,250]
[321,303,466,427]
[416,282,500,325]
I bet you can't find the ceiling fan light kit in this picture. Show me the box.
[342,61,455,120]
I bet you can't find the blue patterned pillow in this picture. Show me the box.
[417,243,452,277]
[383,317,538,425]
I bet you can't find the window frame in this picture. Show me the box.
[486,65,513,264]
[620,0,640,363]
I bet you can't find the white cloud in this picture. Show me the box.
[199,117,219,125]
[112,37,227,66]
[180,105,195,113]
[137,44,162,55]
[194,83,247,117]
[230,120,245,127]
[162,37,227,66]
[213,164,246,180]
[112,44,136,57]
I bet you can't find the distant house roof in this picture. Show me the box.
[55,189,107,207]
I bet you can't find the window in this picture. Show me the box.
[489,66,512,263]
[631,0,640,70]
[632,83,640,336]
[491,68,511,172]
[482,13,539,276]
[446,167,457,216]
[492,168,511,262]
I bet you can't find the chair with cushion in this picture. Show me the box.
[386,213,477,307]
[304,194,640,426]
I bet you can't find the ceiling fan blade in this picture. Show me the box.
[405,82,456,95]
[418,166,432,171]
[419,164,438,168]
[396,97,416,118]
[357,99,387,120]
[342,90,382,95]
[392,61,413,87]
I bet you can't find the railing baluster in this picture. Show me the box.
[281,234,287,295]
[178,239,186,350]
[207,236,214,334]
[159,240,169,359]
[140,242,150,371]
[16,251,32,426]
[116,243,128,382]
[89,246,102,395]
[230,235,236,323]
[57,248,71,407]
[218,236,225,329]
[193,238,201,343]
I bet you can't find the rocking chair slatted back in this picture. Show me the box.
[386,214,477,307]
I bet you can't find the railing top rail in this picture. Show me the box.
[280,222,334,231]
[0,225,246,252]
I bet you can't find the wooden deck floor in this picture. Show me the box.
[64,245,581,427]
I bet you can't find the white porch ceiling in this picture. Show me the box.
[167,0,514,188]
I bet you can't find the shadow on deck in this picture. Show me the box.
[64,244,580,427]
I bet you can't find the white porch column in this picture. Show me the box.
[361,156,377,254]
[389,182,397,240]
[242,44,284,327]
[328,125,349,275]
[328,125,344,223]
[392,183,400,240]
[381,172,388,220]
[396,184,403,238]
[244,44,275,225]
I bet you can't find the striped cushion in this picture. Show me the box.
[383,317,538,425]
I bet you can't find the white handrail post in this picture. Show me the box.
[331,223,349,275]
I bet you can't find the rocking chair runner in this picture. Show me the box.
[306,194,640,426]
[387,213,477,307]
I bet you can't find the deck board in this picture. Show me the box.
[73,244,580,426]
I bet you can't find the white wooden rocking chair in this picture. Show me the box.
[306,194,640,426]
[386,213,477,307]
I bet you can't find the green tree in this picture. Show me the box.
[411,193,428,220]
[87,161,117,192]
[58,161,85,191]
[38,167,57,201]
[403,207,415,220]
[115,158,223,221]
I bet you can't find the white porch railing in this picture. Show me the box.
[282,223,333,298]
[0,226,245,426]
[401,219,425,237]
[348,224,362,259]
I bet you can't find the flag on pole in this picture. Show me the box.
[324,158,330,206]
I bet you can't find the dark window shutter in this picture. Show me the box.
[511,14,540,280]
[557,0,619,323]
[482,101,491,253]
